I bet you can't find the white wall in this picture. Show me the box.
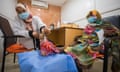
[0,0,17,20]
[61,0,120,28]
[61,0,93,23]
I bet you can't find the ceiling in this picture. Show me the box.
[37,0,68,6]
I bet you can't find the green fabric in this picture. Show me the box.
[67,20,120,70]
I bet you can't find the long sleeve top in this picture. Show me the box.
[11,16,46,49]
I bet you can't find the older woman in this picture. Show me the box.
[12,3,50,50]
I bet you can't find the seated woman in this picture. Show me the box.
[65,10,120,72]
[64,10,119,71]
[9,3,78,72]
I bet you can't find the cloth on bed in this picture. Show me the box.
[17,50,78,72]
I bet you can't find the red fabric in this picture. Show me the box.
[84,25,95,35]
[88,48,104,58]
[40,40,60,56]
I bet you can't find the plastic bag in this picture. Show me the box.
[40,36,59,56]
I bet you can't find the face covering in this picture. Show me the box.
[19,12,30,20]
[87,16,97,23]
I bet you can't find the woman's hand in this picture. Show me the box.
[39,33,44,40]
[26,23,33,31]
[42,27,51,35]
[32,31,39,38]
[31,31,44,39]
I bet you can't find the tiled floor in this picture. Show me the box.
[0,54,20,72]
[0,54,112,72]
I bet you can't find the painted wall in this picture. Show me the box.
[61,0,120,28]
[0,0,17,20]
[18,0,61,27]
[31,5,61,27]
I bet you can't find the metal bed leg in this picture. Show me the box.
[103,38,110,72]
[13,53,16,63]
[1,47,6,72]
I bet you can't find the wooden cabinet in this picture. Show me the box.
[47,27,83,48]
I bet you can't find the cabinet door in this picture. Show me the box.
[47,28,65,46]
[65,28,83,48]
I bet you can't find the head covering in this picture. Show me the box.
[86,10,103,25]
[16,3,26,10]
[86,10,101,20]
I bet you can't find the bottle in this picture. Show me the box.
[50,24,54,30]
[57,21,60,28]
